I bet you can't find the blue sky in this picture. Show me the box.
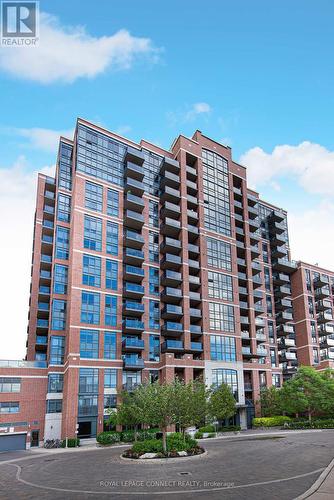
[1,0,334,358]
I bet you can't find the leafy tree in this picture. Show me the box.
[259,386,282,417]
[173,380,208,438]
[117,389,146,441]
[208,383,236,427]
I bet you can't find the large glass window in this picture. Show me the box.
[50,336,65,365]
[149,267,159,296]
[57,193,71,222]
[51,299,66,330]
[78,395,98,416]
[0,378,21,393]
[149,335,160,361]
[46,400,62,413]
[202,150,231,236]
[58,141,72,191]
[85,181,103,212]
[206,237,231,271]
[107,189,119,217]
[210,335,236,361]
[105,295,117,326]
[82,254,101,287]
[264,267,271,291]
[0,402,19,414]
[84,215,102,251]
[53,264,68,295]
[106,260,118,290]
[48,374,63,393]
[212,368,238,400]
[209,303,235,332]
[104,368,117,388]
[81,291,100,324]
[106,221,118,255]
[55,226,70,260]
[104,331,117,359]
[79,368,98,393]
[80,329,99,359]
[149,300,160,330]
[149,232,159,263]
[208,271,233,301]
[142,150,162,196]
[149,200,159,228]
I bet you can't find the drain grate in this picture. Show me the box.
[178,472,192,476]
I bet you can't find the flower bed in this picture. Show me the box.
[122,433,205,459]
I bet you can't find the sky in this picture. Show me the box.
[1,0,334,359]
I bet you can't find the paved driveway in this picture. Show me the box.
[0,430,334,500]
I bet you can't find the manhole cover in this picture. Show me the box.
[178,472,192,476]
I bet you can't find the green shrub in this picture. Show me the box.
[167,433,197,451]
[131,439,163,454]
[194,431,203,439]
[199,424,215,433]
[137,428,159,441]
[285,419,334,430]
[97,431,121,445]
[121,430,135,442]
[207,433,215,438]
[252,416,292,428]
[61,438,80,448]
[218,425,241,432]
[129,434,198,455]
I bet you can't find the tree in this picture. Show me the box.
[173,380,208,438]
[208,383,236,427]
[117,388,147,441]
[259,386,282,417]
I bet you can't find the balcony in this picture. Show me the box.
[124,177,145,196]
[160,253,182,270]
[161,186,181,204]
[189,291,201,304]
[124,192,144,212]
[276,311,293,323]
[39,285,50,295]
[189,342,203,352]
[241,331,250,339]
[242,347,252,358]
[249,218,260,232]
[256,348,268,357]
[271,246,287,259]
[247,193,258,206]
[240,316,250,325]
[188,259,200,271]
[124,210,144,230]
[277,324,295,336]
[123,319,145,333]
[123,301,145,317]
[280,351,297,362]
[161,270,182,286]
[256,333,266,342]
[249,232,260,244]
[124,247,144,265]
[41,235,53,245]
[255,317,266,328]
[124,230,144,249]
[161,322,183,337]
[316,299,332,312]
[123,356,145,370]
[274,285,291,297]
[253,290,263,302]
[254,304,264,316]
[160,156,180,175]
[187,194,198,208]
[187,209,198,223]
[250,245,260,258]
[269,210,285,223]
[275,298,292,310]
[161,304,183,319]
[188,244,199,258]
[273,273,290,285]
[272,259,296,274]
[282,338,296,348]
[122,338,145,352]
[239,286,248,296]
[125,161,144,181]
[315,287,331,299]
[314,276,329,288]
[188,225,199,243]
[161,217,181,237]
[38,301,50,312]
[238,272,247,282]
[318,324,334,335]
[125,146,145,165]
[161,287,182,304]
[160,237,181,255]
[41,254,52,265]
[237,258,246,268]
[161,340,184,353]
[253,276,262,289]
[40,269,51,281]
[189,308,202,319]
[161,201,181,218]
[36,318,49,330]
[269,221,285,235]
[36,335,48,345]
[317,311,333,324]
[160,171,180,189]
[251,262,261,274]
[42,219,54,230]
[235,227,244,238]
[320,338,334,348]
[270,233,286,247]
[0,360,47,368]
[239,301,249,311]
[236,241,245,251]
[234,200,243,211]
[190,325,202,335]
[124,265,144,282]
[186,165,197,179]
[248,205,258,219]
[124,282,145,298]
[43,204,55,215]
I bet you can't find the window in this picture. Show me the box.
[105,295,117,326]
[122,371,141,391]
[81,291,100,324]
[79,368,98,393]
[149,232,159,262]
[202,150,231,236]
[149,300,160,330]
[262,243,269,264]
[78,395,98,416]
[104,332,116,359]
[84,215,102,251]
[272,374,281,388]
[0,402,19,414]
[266,295,273,316]
[308,296,314,317]
[82,254,101,287]
[211,369,238,400]
[106,221,118,255]
[208,271,233,300]
[104,395,117,410]
[149,200,159,228]
[51,299,66,330]
[46,400,62,413]
[58,141,72,191]
[85,181,103,212]
[55,226,70,260]
[206,237,231,271]
[48,374,63,393]
[264,267,271,292]
[0,378,21,393]
[305,269,312,292]
[149,335,160,361]
[149,267,159,296]
[106,260,118,290]
[53,264,68,294]
[313,348,319,364]
[210,335,236,361]
[57,193,71,222]
[268,321,275,343]
[80,329,99,359]
[149,370,159,384]
[107,189,119,217]
[209,303,235,332]
[50,336,65,365]
[142,149,162,196]
[270,349,276,367]
[311,321,317,343]
[104,368,117,388]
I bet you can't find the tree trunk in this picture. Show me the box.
[162,428,167,454]
[134,424,138,442]
[308,408,312,423]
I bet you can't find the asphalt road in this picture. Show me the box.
[1,430,334,500]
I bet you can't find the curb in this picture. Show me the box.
[294,457,334,499]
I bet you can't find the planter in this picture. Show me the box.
[122,446,205,460]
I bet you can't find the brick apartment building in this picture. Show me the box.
[1,118,333,451]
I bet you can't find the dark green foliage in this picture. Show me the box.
[252,416,292,427]
[97,431,121,445]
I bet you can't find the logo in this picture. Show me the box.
[1,1,39,46]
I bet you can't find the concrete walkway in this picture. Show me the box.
[296,457,334,499]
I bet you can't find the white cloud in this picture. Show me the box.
[240,141,334,196]
[15,127,73,152]
[0,13,159,83]
[289,201,334,270]
[185,102,212,121]
[0,158,55,359]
